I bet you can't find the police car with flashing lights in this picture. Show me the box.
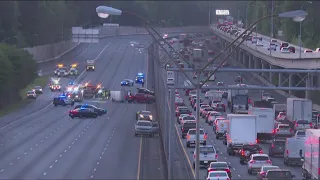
[53,95,75,106]
[135,73,145,84]
[74,104,106,116]
[121,79,134,86]
[69,64,78,75]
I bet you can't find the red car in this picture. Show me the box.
[125,93,155,103]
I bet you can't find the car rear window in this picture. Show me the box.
[252,156,269,161]
[243,144,260,150]
[200,147,215,153]
[210,162,227,168]
[180,109,191,114]
[204,108,214,111]
[297,120,310,124]
[188,129,204,134]
[266,171,292,178]
[183,122,196,128]
[273,141,285,146]
[184,116,195,120]
[137,122,151,126]
[279,125,290,129]
[209,172,227,177]
[296,131,306,136]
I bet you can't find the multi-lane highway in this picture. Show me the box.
[159,37,303,179]
[0,35,164,179]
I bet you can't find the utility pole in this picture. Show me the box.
[270,0,274,55]
[195,72,200,180]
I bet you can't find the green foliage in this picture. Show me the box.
[247,1,320,49]
[0,44,37,109]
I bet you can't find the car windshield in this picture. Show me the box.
[209,172,227,177]
[279,125,290,130]
[35,86,41,89]
[137,121,151,126]
[252,156,269,161]
[204,108,213,111]
[296,131,306,136]
[210,163,227,168]
[188,129,204,134]
[142,111,151,115]
[27,91,34,94]
[180,110,190,114]
[267,171,292,178]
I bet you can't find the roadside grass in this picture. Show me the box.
[0,75,50,117]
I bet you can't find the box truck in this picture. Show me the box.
[302,129,320,180]
[226,114,257,155]
[249,101,275,142]
[287,98,312,122]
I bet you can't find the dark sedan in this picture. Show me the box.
[74,104,107,116]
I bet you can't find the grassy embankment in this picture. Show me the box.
[0,75,49,117]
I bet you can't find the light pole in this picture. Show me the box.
[299,1,312,59]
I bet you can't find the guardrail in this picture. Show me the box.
[211,26,320,69]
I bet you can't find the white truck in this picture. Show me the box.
[86,60,95,71]
[226,114,257,155]
[166,71,175,85]
[302,129,320,180]
[248,101,275,142]
[274,103,286,117]
[192,48,202,61]
[287,98,312,122]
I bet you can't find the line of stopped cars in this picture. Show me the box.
[134,110,159,137]
[173,86,311,180]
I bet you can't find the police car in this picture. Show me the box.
[53,95,75,106]
[54,64,69,77]
[135,73,145,84]
[121,79,134,86]
[74,104,106,116]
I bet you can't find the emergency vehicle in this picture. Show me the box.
[66,85,83,102]
[49,78,61,91]
[86,60,95,71]
[82,82,102,98]
[54,64,69,77]
[69,63,78,76]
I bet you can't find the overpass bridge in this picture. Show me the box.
[210,25,320,103]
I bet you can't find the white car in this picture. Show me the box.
[206,171,230,180]
[180,116,196,125]
[200,104,210,114]
[178,114,189,124]
[192,145,218,168]
[280,47,290,53]
[167,78,174,85]
[247,154,272,174]
[256,41,264,46]
[207,111,222,125]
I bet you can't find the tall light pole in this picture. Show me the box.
[299,1,312,59]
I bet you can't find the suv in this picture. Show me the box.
[192,145,219,169]
[269,139,285,157]
[53,96,75,106]
[264,169,295,180]
[186,128,207,147]
[181,121,196,138]
[207,161,232,178]
[247,154,272,174]
[239,144,262,164]
[134,120,159,137]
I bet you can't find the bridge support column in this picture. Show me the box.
[248,55,252,68]
[278,73,283,87]
[289,73,293,95]
[242,52,246,64]
[269,65,273,83]
[305,74,313,99]
[254,57,258,69]
[261,61,266,78]
[236,50,240,61]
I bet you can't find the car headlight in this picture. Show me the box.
[140,114,144,118]
[149,115,153,120]
[39,89,42,91]
[75,95,78,98]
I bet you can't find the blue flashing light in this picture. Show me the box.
[59,95,66,98]
[137,73,145,77]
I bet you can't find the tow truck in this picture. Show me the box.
[69,63,78,76]
[86,60,95,71]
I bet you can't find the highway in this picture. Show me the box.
[159,37,303,179]
[0,35,164,179]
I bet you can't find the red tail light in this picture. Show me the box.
[256,139,258,143]
[249,160,256,164]
[193,154,196,159]
[189,113,192,115]
[225,169,231,173]
[241,151,245,156]
[181,128,184,131]
[286,150,289,154]
[295,123,298,127]
[260,172,266,175]
[290,129,293,132]
[215,154,218,159]
[266,160,272,163]
[277,129,280,132]
[310,122,313,127]
[271,144,274,148]
[259,150,263,154]
[204,134,208,139]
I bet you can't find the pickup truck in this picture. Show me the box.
[186,128,207,147]
[126,93,155,103]
[134,120,159,137]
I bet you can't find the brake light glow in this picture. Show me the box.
[187,134,190,139]
[241,151,245,156]
[215,154,218,159]
[225,168,230,173]
[259,150,263,154]
[249,160,256,164]
[266,160,272,163]
[181,128,184,131]
[256,139,258,143]
[204,134,208,139]
[271,144,274,148]
[260,172,266,175]
[290,129,293,132]
[310,122,313,127]
[295,123,298,127]
[193,154,196,159]
[286,150,289,154]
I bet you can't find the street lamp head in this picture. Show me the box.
[96,6,122,16]
[97,13,109,19]
[278,10,308,22]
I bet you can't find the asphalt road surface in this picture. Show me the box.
[0,35,164,179]
[160,37,302,179]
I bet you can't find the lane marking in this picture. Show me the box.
[137,137,143,180]
[174,124,195,178]
[0,43,110,131]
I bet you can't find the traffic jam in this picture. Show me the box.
[163,33,319,180]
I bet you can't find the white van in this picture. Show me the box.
[284,137,305,166]
[215,119,229,139]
